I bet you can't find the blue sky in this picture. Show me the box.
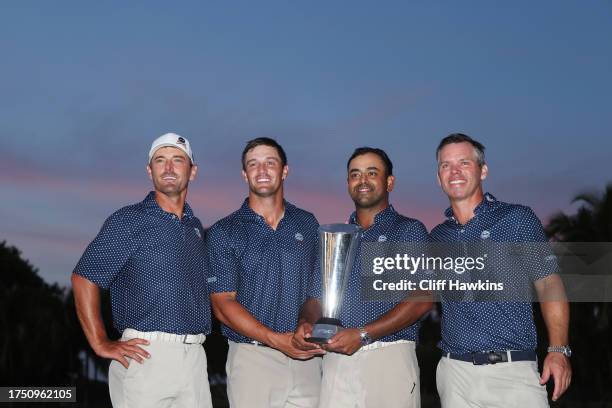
[2,1,611,286]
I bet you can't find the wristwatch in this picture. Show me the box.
[547,345,572,358]
[359,327,372,346]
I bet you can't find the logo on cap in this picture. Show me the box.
[177,137,186,145]
[378,235,387,242]
[295,233,304,241]
[480,230,490,239]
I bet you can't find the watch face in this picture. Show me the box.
[359,331,371,346]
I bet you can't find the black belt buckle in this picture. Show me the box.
[472,351,506,365]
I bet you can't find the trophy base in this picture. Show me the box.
[306,318,343,344]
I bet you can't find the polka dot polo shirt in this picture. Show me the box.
[429,192,556,354]
[309,205,430,343]
[73,192,211,335]
[206,199,319,344]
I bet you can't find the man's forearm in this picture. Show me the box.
[536,274,570,345]
[71,273,110,352]
[211,292,278,345]
[541,301,569,345]
[364,292,432,340]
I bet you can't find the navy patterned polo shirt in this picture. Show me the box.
[206,199,319,344]
[429,192,556,354]
[73,192,211,335]
[310,205,430,342]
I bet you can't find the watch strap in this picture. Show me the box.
[547,345,572,357]
[359,327,372,346]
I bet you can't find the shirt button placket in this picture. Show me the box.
[181,219,186,243]
[171,214,186,242]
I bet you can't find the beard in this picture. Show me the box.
[153,173,188,196]
[352,194,386,209]
[350,183,386,209]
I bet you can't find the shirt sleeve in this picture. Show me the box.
[516,206,559,281]
[73,211,134,290]
[402,219,430,243]
[401,219,432,289]
[206,223,239,293]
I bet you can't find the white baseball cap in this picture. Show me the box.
[148,133,194,164]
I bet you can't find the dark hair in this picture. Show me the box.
[436,133,486,166]
[347,147,393,176]
[241,137,288,170]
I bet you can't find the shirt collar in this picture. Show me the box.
[142,191,194,220]
[237,198,294,221]
[349,204,397,228]
[444,192,498,220]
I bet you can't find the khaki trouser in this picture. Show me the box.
[436,356,549,408]
[108,330,212,408]
[226,341,322,408]
[319,341,420,408]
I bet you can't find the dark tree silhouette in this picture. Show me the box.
[0,241,79,385]
[547,183,612,243]
[543,183,612,403]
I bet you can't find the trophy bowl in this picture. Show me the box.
[307,223,361,343]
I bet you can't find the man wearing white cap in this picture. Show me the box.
[72,133,213,408]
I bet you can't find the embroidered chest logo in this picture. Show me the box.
[295,232,304,241]
[480,230,490,240]
[378,235,387,242]
[194,227,202,239]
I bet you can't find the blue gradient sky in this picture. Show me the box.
[2,1,611,286]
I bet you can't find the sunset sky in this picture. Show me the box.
[2,1,611,286]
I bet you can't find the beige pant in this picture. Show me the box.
[108,332,212,408]
[226,341,322,408]
[436,356,549,408]
[319,341,420,408]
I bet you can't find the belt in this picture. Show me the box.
[122,328,206,345]
[446,350,537,365]
[247,339,413,351]
[360,340,414,352]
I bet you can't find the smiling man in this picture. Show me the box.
[430,133,572,407]
[72,133,212,408]
[295,147,432,408]
[207,137,323,408]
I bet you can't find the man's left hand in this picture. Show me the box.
[292,321,324,352]
[540,352,572,401]
[322,328,362,355]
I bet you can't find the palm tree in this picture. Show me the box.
[545,183,612,403]
[547,183,612,242]
[546,183,612,330]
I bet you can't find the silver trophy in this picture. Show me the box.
[307,223,361,343]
